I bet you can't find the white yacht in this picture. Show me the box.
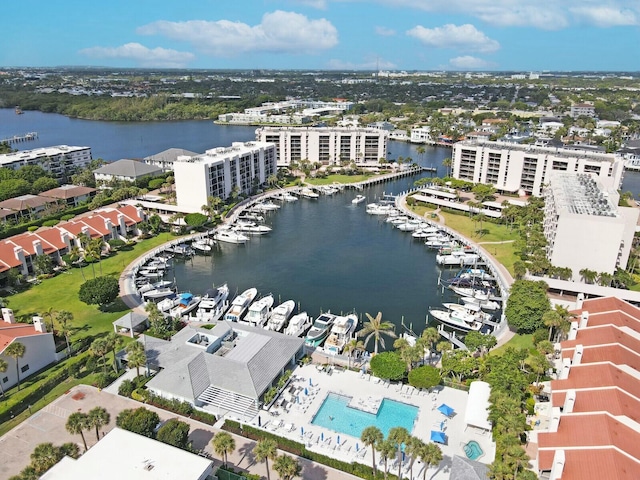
[253,201,280,211]
[156,294,180,313]
[305,312,336,347]
[137,279,173,294]
[192,238,214,253]
[238,212,264,223]
[224,287,258,322]
[266,300,295,332]
[396,219,423,231]
[213,227,249,244]
[428,305,484,332]
[352,194,366,204]
[243,294,274,327]
[442,303,493,324]
[167,293,201,319]
[366,203,396,215]
[461,295,501,312]
[300,187,319,199]
[323,313,358,355]
[284,312,312,337]
[142,286,176,301]
[194,284,230,322]
[233,221,272,235]
[436,250,481,266]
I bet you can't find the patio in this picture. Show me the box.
[248,363,496,479]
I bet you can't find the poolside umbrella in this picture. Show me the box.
[430,430,447,444]
[321,432,324,442]
[337,435,341,446]
[309,378,313,387]
[258,416,261,427]
[437,403,455,417]
[304,387,309,396]
[297,395,300,404]
[301,426,304,436]
[356,443,359,452]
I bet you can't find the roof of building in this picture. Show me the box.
[40,427,213,480]
[552,387,640,423]
[464,381,491,431]
[0,208,15,219]
[39,185,97,200]
[547,172,617,217]
[449,455,490,480]
[0,145,90,166]
[113,312,148,330]
[551,363,640,399]
[0,322,46,351]
[94,159,162,178]
[539,449,639,480]
[144,322,304,400]
[0,195,55,211]
[144,148,198,163]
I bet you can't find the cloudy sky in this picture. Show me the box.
[4,0,640,71]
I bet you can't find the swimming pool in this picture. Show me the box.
[463,440,484,460]
[311,393,419,438]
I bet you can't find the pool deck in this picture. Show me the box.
[248,363,496,479]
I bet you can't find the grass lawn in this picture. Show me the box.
[305,173,374,185]
[490,334,534,356]
[5,234,173,341]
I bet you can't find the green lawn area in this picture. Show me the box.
[490,334,534,356]
[305,173,374,185]
[5,234,173,341]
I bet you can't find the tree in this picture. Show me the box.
[388,426,409,480]
[87,406,110,441]
[369,351,406,381]
[253,438,278,480]
[82,238,101,278]
[42,307,57,335]
[420,442,443,480]
[68,245,86,280]
[378,438,396,479]
[344,338,365,369]
[116,407,160,438]
[79,276,120,307]
[361,426,383,477]
[472,183,497,203]
[31,176,59,194]
[66,412,90,452]
[212,431,235,467]
[106,332,122,373]
[156,418,190,449]
[358,311,397,355]
[404,436,425,480]
[34,254,55,276]
[464,331,497,355]
[90,338,110,375]
[0,358,7,397]
[56,310,73,356]
[30,442,65,475]
[505,280,550,333]
[272,454,301,480]
[442,157,452,177]
[408,365,441,390]
[184,212,209,229]
[126,341,147,377]
[5,341,26,391]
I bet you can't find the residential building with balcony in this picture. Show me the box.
[255,127,388,166]
[0,145,92,182]
[173,141,276,211]
[451,140,624,197]
[542,173,638,279]
[570,103,596,118]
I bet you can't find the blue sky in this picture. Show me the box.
[3,0,640,71]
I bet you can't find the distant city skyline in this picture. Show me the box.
[4,0,640,71]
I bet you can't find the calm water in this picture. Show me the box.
[311,392,419,438]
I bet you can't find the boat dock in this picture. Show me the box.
[436,324,468,350]
[1,132,38,145]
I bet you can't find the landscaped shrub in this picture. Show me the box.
[27,226,39,232]
[42,219,60,227]
[94,372,116,389]
[118,379,135,397]
[131,388,150,402]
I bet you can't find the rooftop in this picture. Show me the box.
[94,159,162,178]
[547,172,617,217]
[176,141,273,165]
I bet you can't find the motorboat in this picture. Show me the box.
[192,238,215,253]
[412,227,441,239]
[142,286,176,301]
[366,203,396,215]
[299,187,319,199]
[165,243,195,257]
[243,294,274,327]
[137,263,166,278]
[428,306,484,332]
[320,185,339,195]
[425,236,452,249]
[396,219,423,231]
[253,201,280,212]
[442,303,493,323]
[233,221,272,235]
[266,300,295,332]
[213,228,249,244]
[461,295,501,312]
[224,287,258,322]
[387,215,409,224]
[137,279,173,294]
[156,293,180,313]
[305,312,336,347]
[194,284,230,322]
[284,312,312,337]
[167,292,201,318]
[238,212,264,223]
[323,313,358,355]
[450,282,496,299]
[352,194,366,205]
[436,250,481,266]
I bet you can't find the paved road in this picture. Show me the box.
[0,385,359,480]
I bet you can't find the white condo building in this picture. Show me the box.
[452,140,624,196]
[255,126,388,166]
[543,173,638,279]
[0,145,92,181]
[173,141,276,211]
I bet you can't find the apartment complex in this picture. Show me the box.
[255,126,388,166]
[543,173,638,278]
[535,296,640,480]
[451,140,624,196]
[173,141,276,211]
[569,103,596,118]
[0,145,92,181]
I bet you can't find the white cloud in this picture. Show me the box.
[407,24,500,53]
[570,6,639,27]
[447,55,495,70]
[375,26,396,36]
[291,0,327,8]
[79,43,195,68]
[137,11,338,56]
[326,57,396,70]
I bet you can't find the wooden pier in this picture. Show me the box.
[437,324,468,350]
[1,132,38,145]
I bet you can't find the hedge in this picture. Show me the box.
[222,420,390,480]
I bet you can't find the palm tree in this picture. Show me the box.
[272,454,301,480]
[30,442,62,475]
[542,310,563,342]
[88,406,110,441]
[0,358,7,397]
[68,245,85,280]
[82,238,100,279]
[56,310,74,356]
[253,438,278,480]
[5,341,26,391]
[404,436,425,480]
[106,332,122,373]
[442,157,452,177]
[343,338,364,369]
[42,307,57,334]
[388,426,409,480]
[90,338,110,375]
[361,426,383,477]
[89,238,105,276]
[378,438,396,479]
[393,337,420,371]
[66,412,90,452]
[418,327,439,365]
[125,341,147,377]
[420,442,443,480]
[358,312,397,355]
[211,431,235,467]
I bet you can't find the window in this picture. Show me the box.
[21,364,30,373]
[2,376,7,383]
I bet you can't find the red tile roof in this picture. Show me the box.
[562,325,640,353]
[538,449,639,480]
[115,205,143,225]
[552,388,640,423]
[551,363,640,399]
[33,228,68,250]
[0,323,45,351]
[572,297,640,321]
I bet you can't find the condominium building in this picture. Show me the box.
[173,141,276,211]
[570,103,596,118]
[452,140,624,196]
[255,126,388,166]
[0,145,92,181]
[543,173,638,278]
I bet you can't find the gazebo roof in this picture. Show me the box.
[113,312,148,330]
